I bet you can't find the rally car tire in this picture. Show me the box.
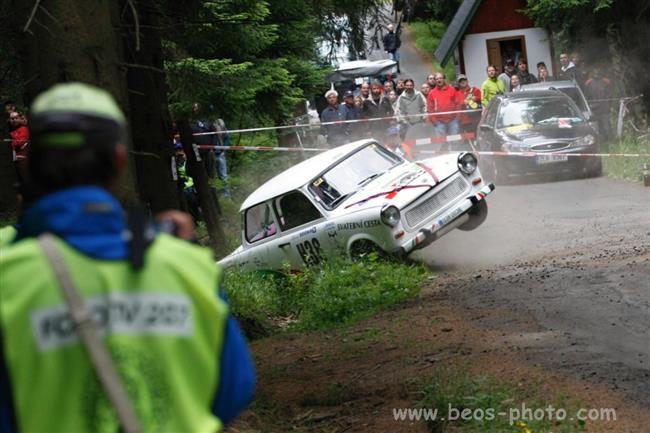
[458,200,488,231]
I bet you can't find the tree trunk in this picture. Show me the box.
[0,135,17,215]
[17,0,138,202]
[121,0,179,212]
[176,119,229,257]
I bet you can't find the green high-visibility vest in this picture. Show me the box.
[178,162,194,189]
[0,225,16,246]
[0,233,228,433]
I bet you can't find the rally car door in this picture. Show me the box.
[272,190,329,267]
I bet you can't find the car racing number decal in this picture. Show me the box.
[296,238,322,265]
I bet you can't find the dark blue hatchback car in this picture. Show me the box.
[476,90,601,183]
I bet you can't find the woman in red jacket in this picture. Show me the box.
[9,112,29,161]
[9,111,29,181]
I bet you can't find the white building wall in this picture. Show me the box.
[461,27,553,89]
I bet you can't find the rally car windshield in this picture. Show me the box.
[497,97,583,129]
[309,144,402,209]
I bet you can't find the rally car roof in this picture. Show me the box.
[240,139,375,211]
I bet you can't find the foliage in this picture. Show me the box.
[312,0,390,63]
[603,136,650,182]
[408,21,456,81]
[224,255,428,333]
[524,0,615,34]
[412,0,463,24]
[416,368,587,432]
[163,0,316,125]
[524,0,650,113]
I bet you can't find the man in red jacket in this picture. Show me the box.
[427,72,464,137]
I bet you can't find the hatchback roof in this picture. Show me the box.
[498,89,569,100]
[240,139,376,211]
[520,80,580,91]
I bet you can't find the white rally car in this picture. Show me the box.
[219,140,494,271]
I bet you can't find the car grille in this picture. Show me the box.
[404,175,468,228]
[530,142,569,152]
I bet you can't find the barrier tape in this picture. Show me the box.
[418,150,650,158]
[196,139,650,159]
[191,109,483,136]
[198,145,323,153]
[403,133,476,146]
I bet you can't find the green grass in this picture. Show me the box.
[407,20,456,81]
[603,135,650,182]
[224,255,428,333]
[415,368,588,433]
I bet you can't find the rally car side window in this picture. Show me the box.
[245,202,277,243]
[275,191,323,231]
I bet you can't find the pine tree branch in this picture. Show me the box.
[22,0,41,32]
[125,0,141,51]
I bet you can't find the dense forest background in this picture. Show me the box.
[1,0,648,251]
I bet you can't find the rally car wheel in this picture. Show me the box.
[350,240,384,259]
[458,200,488,231]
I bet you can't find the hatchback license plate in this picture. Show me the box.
[536,154,568,164]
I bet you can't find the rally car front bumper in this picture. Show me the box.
[396,182,495,255]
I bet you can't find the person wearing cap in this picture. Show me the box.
[320,89,347,147]
[382,24,401,73]
[0,82,255,433]
[456,75,481,133]
[340,90,362,140]
[498,59,516,90]
[384,125,407,159]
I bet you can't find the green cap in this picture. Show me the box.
[31,82,126,125]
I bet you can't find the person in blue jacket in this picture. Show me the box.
[0,82,255,433]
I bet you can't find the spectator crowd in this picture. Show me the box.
[319,45,614,150]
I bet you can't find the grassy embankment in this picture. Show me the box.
[407,20,456,81]
[225,255,428,335]
[214,131,429,335]
[603,135,650,183]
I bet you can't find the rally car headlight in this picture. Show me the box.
[458,152,478,175]
[380,205,401,227]
[574,134,595,147]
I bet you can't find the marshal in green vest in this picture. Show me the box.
[0,233,228,433]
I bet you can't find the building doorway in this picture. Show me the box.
[486,36,527,73]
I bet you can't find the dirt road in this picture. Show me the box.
[393,20,650,407]
[414,176,650,405]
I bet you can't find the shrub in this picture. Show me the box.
[223,255,428,334]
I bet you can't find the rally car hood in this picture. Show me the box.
[330,154,461,215]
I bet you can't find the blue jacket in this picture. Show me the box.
[0,186,255,432]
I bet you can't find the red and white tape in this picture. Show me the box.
[418,150,650,158]
[191,109,483,136]
[402,133,476,146]
[198,145,323,153]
